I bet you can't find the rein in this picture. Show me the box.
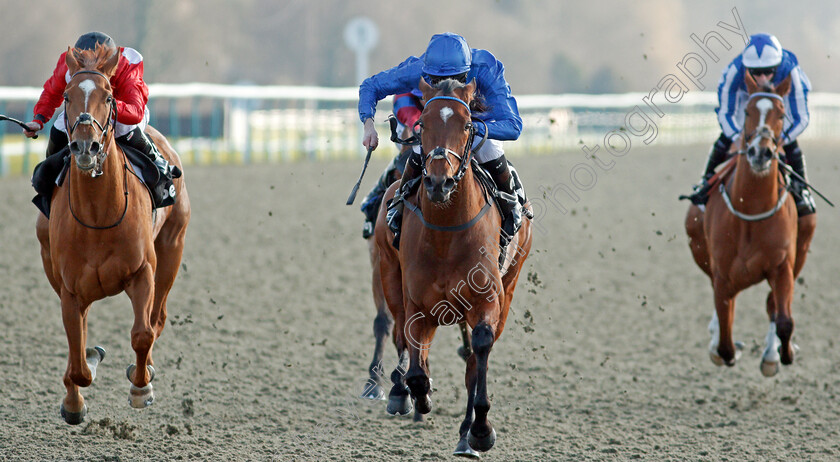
[67,148,131,230]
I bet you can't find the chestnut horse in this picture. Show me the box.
[685,72,816,377]
[35,45,190,424]
[375,78,532,457]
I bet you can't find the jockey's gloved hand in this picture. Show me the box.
[363,118,379,150]
[23,120,42,138]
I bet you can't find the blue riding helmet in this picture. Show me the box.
[75,31,117,54]
[741,33,783,69]
[422,32,471,76]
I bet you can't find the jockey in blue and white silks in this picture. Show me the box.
[687,33,815,215]
[357,32,524,240]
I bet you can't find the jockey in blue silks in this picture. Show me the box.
[687,33,815,215]
[357,32,524,240]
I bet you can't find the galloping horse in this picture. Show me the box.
[375,78,532,456]
[361,112,473,424]
[35,45,190,424]
[685,72,816,376]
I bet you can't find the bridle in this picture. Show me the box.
[418,95,488,185]
[739,92,785,149]
[63,69,117,177]
[64,69,129,230]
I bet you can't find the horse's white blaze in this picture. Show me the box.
[756,98,773,130]
[78,79,96,111]
[762,321,781,363]
[440,107,454,125]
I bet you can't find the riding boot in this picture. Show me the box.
[46,126,69,158]
[117,127,180,180]
[386,150,422,248]
[686,133,732,205]
[360,157,400,239]
[117,127,180,208]
[783,140,816,216]
[480,155,522,244]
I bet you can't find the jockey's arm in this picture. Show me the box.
[30,53,70,131]
[112,59,149,126]
[781,66,810,143]
[473,60,522,141]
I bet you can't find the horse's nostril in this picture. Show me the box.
[69,141,81,153]
[443,178,456,191]
[423,177,434,190]
[90,142,101,154]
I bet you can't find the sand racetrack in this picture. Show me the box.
[1,143,840,461]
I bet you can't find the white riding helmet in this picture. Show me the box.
[741,33,783,68]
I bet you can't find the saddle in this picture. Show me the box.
[31,142,176,218]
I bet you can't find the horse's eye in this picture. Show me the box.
[465,122,473,131]
[417,120,424,128]
[63,93,69,102]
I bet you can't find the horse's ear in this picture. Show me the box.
[418,77,434,102]
[464,78,477,102]
[744,69,758,94]
[775,75,792,97]
[99,45,120,78]
[65,47,80,75]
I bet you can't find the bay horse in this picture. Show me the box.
[374,77,532,457]
[35,45,190,424]
[685,71,816,377]
[362,112,474,424]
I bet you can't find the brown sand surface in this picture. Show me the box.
[1,143,839,461]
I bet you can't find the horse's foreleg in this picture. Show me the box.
[453,352,479,458]
[793,214,816,278]
[124,263,156,409]
[404,306,437,415]
[710,284,739,366]
[36,214,61,295]
[468,321,497,452]
[685,206,712,278]
[769,263,796,367]
[59,290,94,424]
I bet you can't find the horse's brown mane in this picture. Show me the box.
[71,44,114,70]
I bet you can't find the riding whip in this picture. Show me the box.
[778,161,835,207]
[0,114,37,139]
[346,146,374,205]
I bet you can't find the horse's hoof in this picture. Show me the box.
[129,383,155,409]
[60,403,87,425]
[734,341,744,361]
[91,346,106,362]
[709,351,725,367]
[387,393,413,416]
[126,364,156,383]
[360,380,386,401]
[468,427,496,452]
[760,360,779,377]
[454,435,481,458]
[414,395,433,415]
